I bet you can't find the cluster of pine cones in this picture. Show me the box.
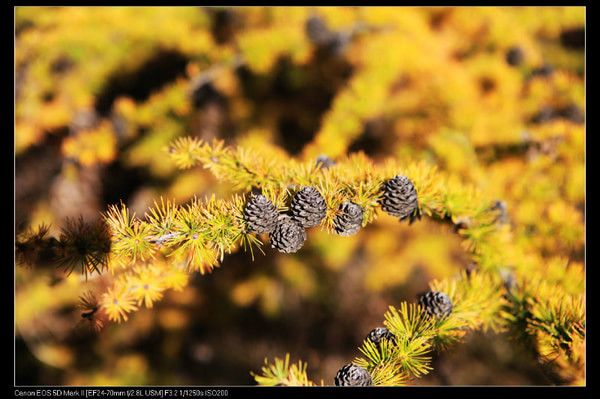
[334,290,453,386]
[244,170,455,386]
[243,173,420,254]
[243,186,331,253]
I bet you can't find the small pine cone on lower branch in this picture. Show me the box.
[334,364,373,386]
[366,326,396,347]
[418,291,453,319]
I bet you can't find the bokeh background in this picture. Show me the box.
[15,7,584,385]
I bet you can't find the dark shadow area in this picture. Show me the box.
[15,131,66,233]
[237,53,353,156]
[95,50,189,115]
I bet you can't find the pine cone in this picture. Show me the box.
[316,154,336,169]
[559,104,584,124]
[531,63,554,78]
[505,46,524,66]
[531,106,556,124]
[380,175,418,221]
[305,16,349,56]
[244,194,279,234]
[269,215,307,253]
[418,291,453,319]
[334,201,363,236]
[334,364,373,386]
[491,200,509,225]
[305,15,335,46]
[291,187,327,228]
[366,327,396,347]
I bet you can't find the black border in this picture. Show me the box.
[7,3,592,398]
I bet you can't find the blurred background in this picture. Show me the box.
[15,7,584,385]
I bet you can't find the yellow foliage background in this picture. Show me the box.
[15,6,584,385]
